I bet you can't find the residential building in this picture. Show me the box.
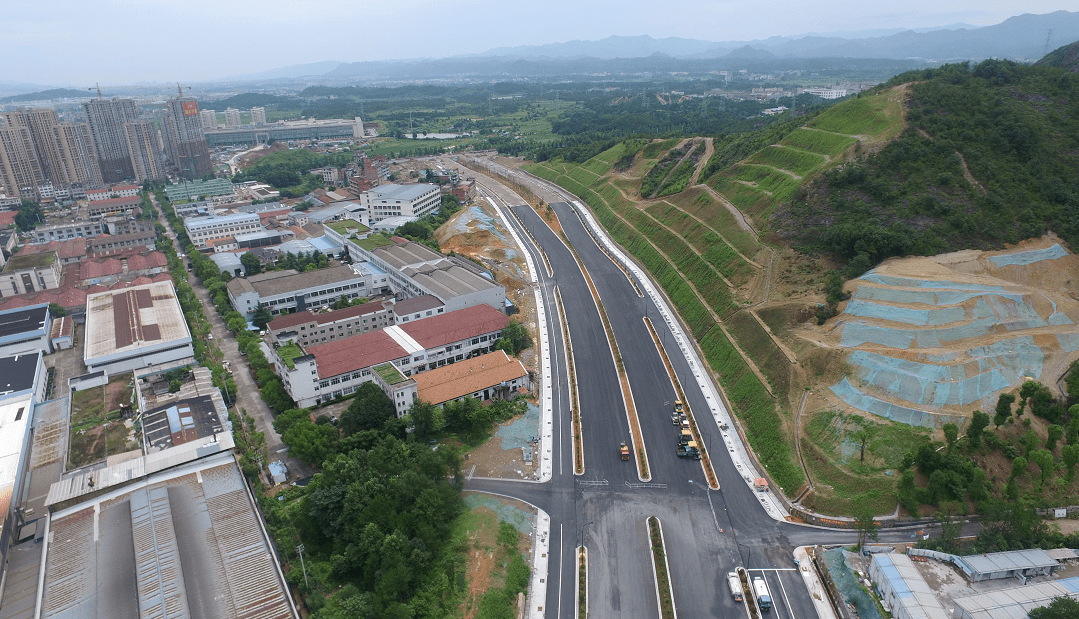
[46,122,103,190]
[0,304,53,356]
[103,214,154,236]
[204,117,364,147]
[224,108,241,127]
[184,212,262,248]
[226,264,373,318]
[267,299,396,346]
[83,280,194,374]
[199,109,218,130]
[32,221,103,243]
[162,96,212,179]
[85,184,139,201]
[272,303,510,407]
[82,97,140,183]
[87,195,141,217]
[208,236,238,253]
[360,183,441,223]
[88,230,157,254]
[0,126,45,200]
[0,251,62,295]
[164,177,233,202]
[123,119,166,182]
[413,350,530,406]
[392,294,444,323]
[310,166,341,184]
[250,106,266,125]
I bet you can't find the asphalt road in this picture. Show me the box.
[463,172,958,619]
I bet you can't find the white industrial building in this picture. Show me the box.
[360,184,441,223]
[83,280,195,374]
[184,213,263,249]
[0,304,53,356]
[870,553,949,619]
[272,303,510,408]
[226,264,375,319]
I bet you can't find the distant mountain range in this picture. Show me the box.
[460,12,1075,62]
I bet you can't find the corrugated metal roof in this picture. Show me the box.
[954,576,1079,619]
[958,549,1058,575]
[871,554,950,619]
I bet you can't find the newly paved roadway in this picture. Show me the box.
[465,175,942,618]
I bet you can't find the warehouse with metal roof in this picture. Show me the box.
[957,549,1060,582]
[870,553,950,619]
[953,576,1079,619]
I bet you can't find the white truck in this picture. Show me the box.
[754,576,773,611]
[727,572,743,602]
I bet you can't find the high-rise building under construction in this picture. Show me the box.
[162,97,212,180]
[83,98,140,183]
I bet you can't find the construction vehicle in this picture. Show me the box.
[620,442,630,461]
[753,577,773,611]
[677,441,701,459]
[678,429,693,445]
[727,572,744,601]
[671,411,682,425]
[674,398,683,414]
[755,478,769,492]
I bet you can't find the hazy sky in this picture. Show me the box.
[4,0,1074,85]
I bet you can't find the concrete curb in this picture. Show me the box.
[794,546,838,619]
[489,197,552,483]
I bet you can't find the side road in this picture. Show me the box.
[154,194,310,483]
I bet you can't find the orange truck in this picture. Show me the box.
[620,442,630,460]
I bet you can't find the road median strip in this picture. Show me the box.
[555,287,585,474]
[577,546,587,619]
[565,240,650,481]
[647,516,677,619]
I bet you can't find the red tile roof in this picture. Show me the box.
[268,310,317,332]
[126,252,167,271]
[0,212,16,228]
[400,304,508,349]
[309,330,406,379]
[81,258,123,280]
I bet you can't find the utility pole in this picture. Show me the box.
[296,544,309,588]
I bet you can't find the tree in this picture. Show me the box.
[48,302,66,318]
[252,306,272,330]
[855,425,877,463]
[1046,424,1064,451]
[407,400,444,440]
[966,411,990,449]
[1023,430,1040,456]
[853,506,878,549]
[995,392,1015,419]
[943,423,959,453]
[240,252,262,275]
[1068,413,1079,445]
[1030,449,1055,484]
[1011,456,1028,479]
[339,383,396,436]
[494,320,533,356]
[1063,444,1079,481]
[1029,597,1079,619]
[169,379,181,393]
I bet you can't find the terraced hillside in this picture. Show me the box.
[518,87,925,509]
[518,61,1079,517]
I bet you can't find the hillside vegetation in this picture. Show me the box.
[775,59,1079,276]
[521,54,1079,517]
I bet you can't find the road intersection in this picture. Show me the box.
[459,164,938,619]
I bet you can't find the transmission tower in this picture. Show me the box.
[1044,29,1054,57]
